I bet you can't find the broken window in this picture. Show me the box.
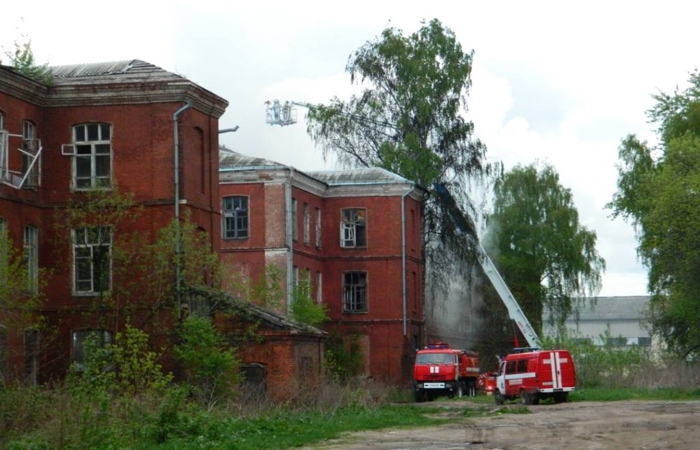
[21,121,40,188]
[223,196,248,239]
[343,271,367,312]
[340,208,367,248]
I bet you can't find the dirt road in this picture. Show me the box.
[303,400,700,450]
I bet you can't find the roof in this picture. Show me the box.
[49,59,184,84]
[576,296,650,321]
[219,147,413,186]
[186,286,326,336]
[219,147,286,170]
[306,168,410,186]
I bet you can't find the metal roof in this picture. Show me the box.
[576,296,650,321]
[219,148,413,186]
[306,168,410,186]
[48,59,183,83]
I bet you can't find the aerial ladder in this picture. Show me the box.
[263,99,540,348]
[432,182,540,349]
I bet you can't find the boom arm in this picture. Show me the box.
[433,182,541,348]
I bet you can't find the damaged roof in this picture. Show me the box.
[306,168,410,186]
[49,59,183,83]
[219,147,413,186]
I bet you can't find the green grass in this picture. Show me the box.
[148,404,453,450]
[7,388,700,449]
[570,387,700,402]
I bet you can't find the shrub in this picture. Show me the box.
[174,316,241,409]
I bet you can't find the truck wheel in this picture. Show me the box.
[520,390,532,405]
[456,381,464,398]
[414,390,426,403]
[495,390,504,405]
[468,379,477,397]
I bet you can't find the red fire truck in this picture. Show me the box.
[495,348,576,405]
[433,183,578,405]
[413,342,479,402]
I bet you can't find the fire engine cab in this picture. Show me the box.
[413,342,479,402]
[495,348,576,405]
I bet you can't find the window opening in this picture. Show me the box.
[71,123,112,189]
[23,226,38,293]
[340,209,366,248]
[343,271,367,312]
[73,227,111,294]
[303,203,310,245]
[24,329,39,386]
[223,196,248,239]
[292,198,298,241]
[21,121,40,188]
[71,330,112,370]
[315,207,322,248]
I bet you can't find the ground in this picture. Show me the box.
[302,399,700,449]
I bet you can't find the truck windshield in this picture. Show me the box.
[417,353,455,364]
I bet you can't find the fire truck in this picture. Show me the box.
[433,183,577,405]
[413,342,479,402]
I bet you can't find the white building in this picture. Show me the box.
[546,296,652,348]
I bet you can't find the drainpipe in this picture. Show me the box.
[173,102,191,318]
[285,169,295,315]
[401,184,415,336]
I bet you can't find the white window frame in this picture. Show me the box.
[343,271,368,313]
[303,203,310,246]
[21,121,40,188]
[340,208,367,248]
[73,227,112,295]
[315,207,322,248]
[23,226,38,293]
[72,123,112,190]
[223,196,249,239]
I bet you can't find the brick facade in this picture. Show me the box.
[0,61,228,383]
[220,150,426,385]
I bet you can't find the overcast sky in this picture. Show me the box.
[4,0,696,297]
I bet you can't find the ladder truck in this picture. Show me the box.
[433,182,576,405]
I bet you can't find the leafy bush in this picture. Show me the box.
[324,333,363,382]
[290,279,328,327]
[174,316,241,408]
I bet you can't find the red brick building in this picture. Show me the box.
[219,149,426,384]
[0,60,227,383]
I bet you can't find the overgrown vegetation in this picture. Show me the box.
[1,32,53,84]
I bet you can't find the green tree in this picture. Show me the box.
[0,224,47,335]
[608,70,700,358]
[305,19,494,300]
[486,163,605,335]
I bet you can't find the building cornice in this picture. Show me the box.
[0,66,228,118]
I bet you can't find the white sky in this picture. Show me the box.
[4,0,695,297]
